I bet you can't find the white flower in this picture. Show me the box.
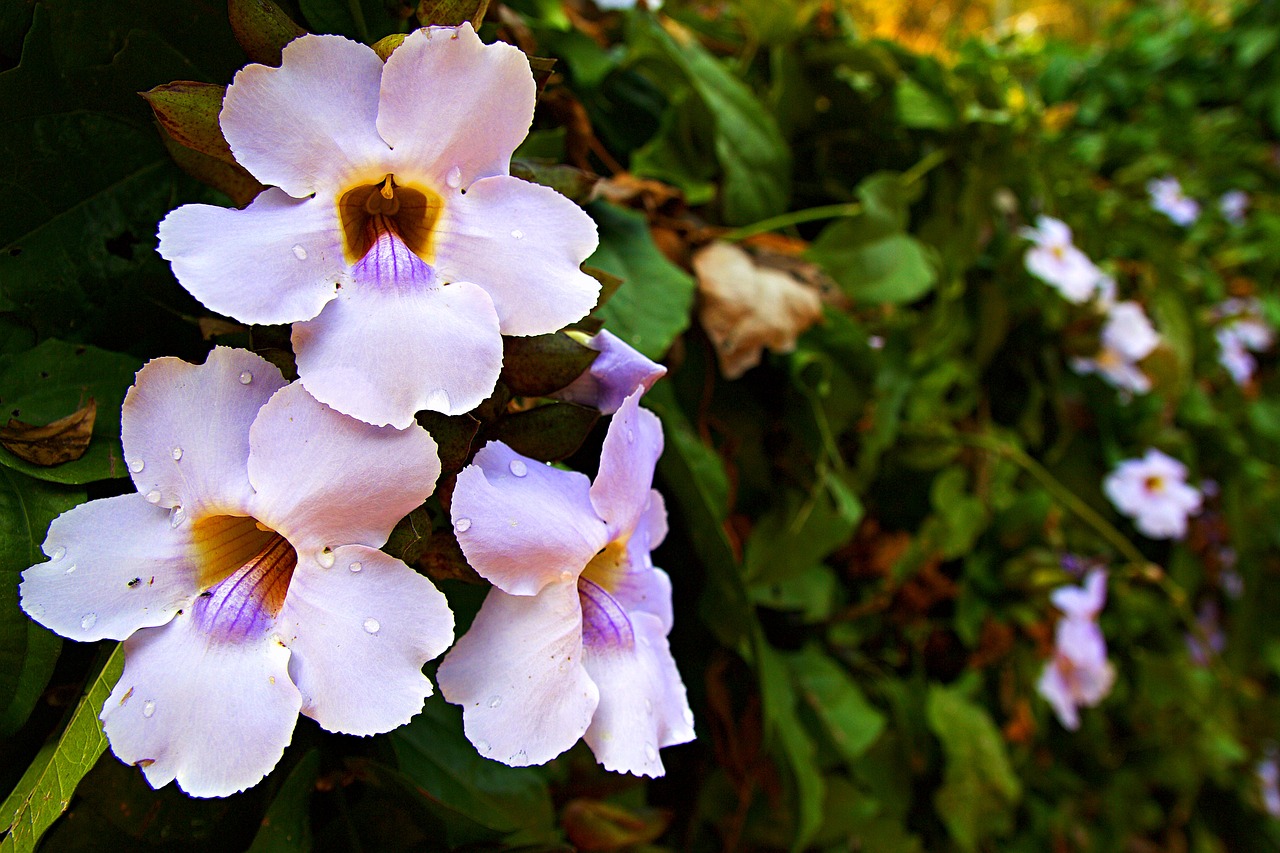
[158,26,600,428]
[1071,301,1160,396]
[1147,176,1200,226]
[1018,216,1106,303]
[1219,190,1249,225]
[1103,448,1203,540]
[20,349,454,797]
[1214,298,1273,385]
[1038,569,1114,730]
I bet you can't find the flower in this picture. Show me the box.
[552,330,666,414]
[1037,569,1114,730]
[1214,298,1273,385]
[1103,448,1203,540]
[1147,176,1200,226]
[158,26,600,429]
[1185,601,1226,666]
[19,348,454,797]
[1071,300,1160,396]
[1219,190,1249,225]
[436,390,694,775]
[1261,752,1280,818]
[1018,216,1106,303]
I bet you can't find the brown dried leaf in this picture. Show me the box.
[561,799,672,852]
[692,241,824,379]
[0,399,96,467]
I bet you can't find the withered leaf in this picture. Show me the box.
[0,399,97,467]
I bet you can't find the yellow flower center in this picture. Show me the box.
[581,538,629,594]
[337,173,443,265]
[191,514,296,619]
[1143,475,1165,494]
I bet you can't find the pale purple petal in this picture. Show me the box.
[589,391,663,540]
[101,612,301,798]
[434,176,599,335]
[1050,569,1107,621]
[552,330,667,414]
[221,34,389,197]
[1102,302,1159,361]
[20,495,195,642]
[158,190,347,326]
[452,442,608,596]
[247,383,440,554]
[612,492,673,632]
[582,611,694,777]
[378,24,534,189]
[1037,659,1080,730]
[1055,617,1107,670]
[122,349,285,518]
[276,546,452,735]
[437,582,598,766]
[293,273,503,428]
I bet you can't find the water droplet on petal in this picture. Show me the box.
[80,613,97,630]
[509,459,527,477]
[487,695,502,708]
[363,617,380,634]
[128,458,145,474]
[170,508,185,529]
[626,428,635,443]
[292,244,307,260]
[559,570,573,583]
[511,229,523,239]
[142,700,156,718]
[645,743,657,762]
[475,739,490,752]
[645,698,653,714]
[348,561,363,573]
[145,490,161,504]
[50,546,66,562]
[424,388,451,412]
[317,547,335,568]
[65,564,77,575]
[445,166,463,189]
[171,446,183,461]
[239,371,253,385]
[455,517,472,533]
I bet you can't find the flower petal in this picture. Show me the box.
[122,349,285,518]
[611,493,673,633]
[221,34,388,197]
[378,25,534,189]
[582,611,694,777]
[1037,659,1079,730]
[293,280,502,428]
[437,582,598,766]
[20,494,195,642]
[277,545,452,735]
[452,442,607,596]
[101,612,301,798]
[552,330,667,415]
[435,176,600,335]
[247,383,440,553]
[590,391,663,540]
[158,190,347,327]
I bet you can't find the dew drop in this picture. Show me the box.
[317,547,336,569]
[363,617,381,634]
[455,517,472,533]
[292,244,308,260]
[645,743,657,762]
[487,695,502,709]
[239,371,253,385]
[142,700,156,718]
[476,739,490,753]
[445,166,463,189]
[559,570,573,583]
[626,428,635,444]
[50,546,66,562]
[508,459,527,477]
[65,564,77,575]
[424,388,451,412]
[171,446,183,461]
[80,613,97,630]
[348,561,363,573]
[128,458,145,474]
[510,229,524,239]
[145,490,161,504]
[644,698,653,714]
[170,508,186,529]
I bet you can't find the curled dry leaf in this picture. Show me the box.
[0,398,96,467]
[692,241,824,379]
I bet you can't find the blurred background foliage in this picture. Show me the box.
[2,0,1280,850]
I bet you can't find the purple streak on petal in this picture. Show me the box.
[351,226,437,292]
[192,534,295,643]
[578,576,635,651]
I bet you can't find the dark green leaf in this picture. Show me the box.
[415,412,480,476]
[895,77,956,129]
[510,161,599,205]
[485,403,599,462]
[246,750,321,853]
[140,82,236,165]
[298,0,408,43]
[788,646,886,764]
[416,0,490,28]
[229,0,308,67]
[500,334,598,398]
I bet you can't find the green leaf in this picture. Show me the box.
[758,644,825,852]
[0,469,82,735]
[390,693,555,843]
[585,202,694,360]
[485,402,599,462]
[500,333,598,398]
[627,14,790,225]
[926,684,1021,852]
[895,77,956,129]
[630,88,719,206]
[745,473,862,586]
[1,644,124,853]
[298,0,407,42]
[0,341,144,484]
[246,750,321,853]
[139,82,237,165]
[229,0,307,67]
[415,0,491,28]
[788,646,886,764]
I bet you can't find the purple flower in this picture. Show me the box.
[1219,190,1249,225]
[436,390,694,775]
[1071,300,1160,396]
[1213,298,1273,386]
[1103,449,1203,540]
[1018,216,1107,303]
[19,349,453,797]
[1261,753,1280,818]
[1037,570,1114,730]
[158,26,600,428]
[1147,176,1200,226]
[552,330,666,414]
